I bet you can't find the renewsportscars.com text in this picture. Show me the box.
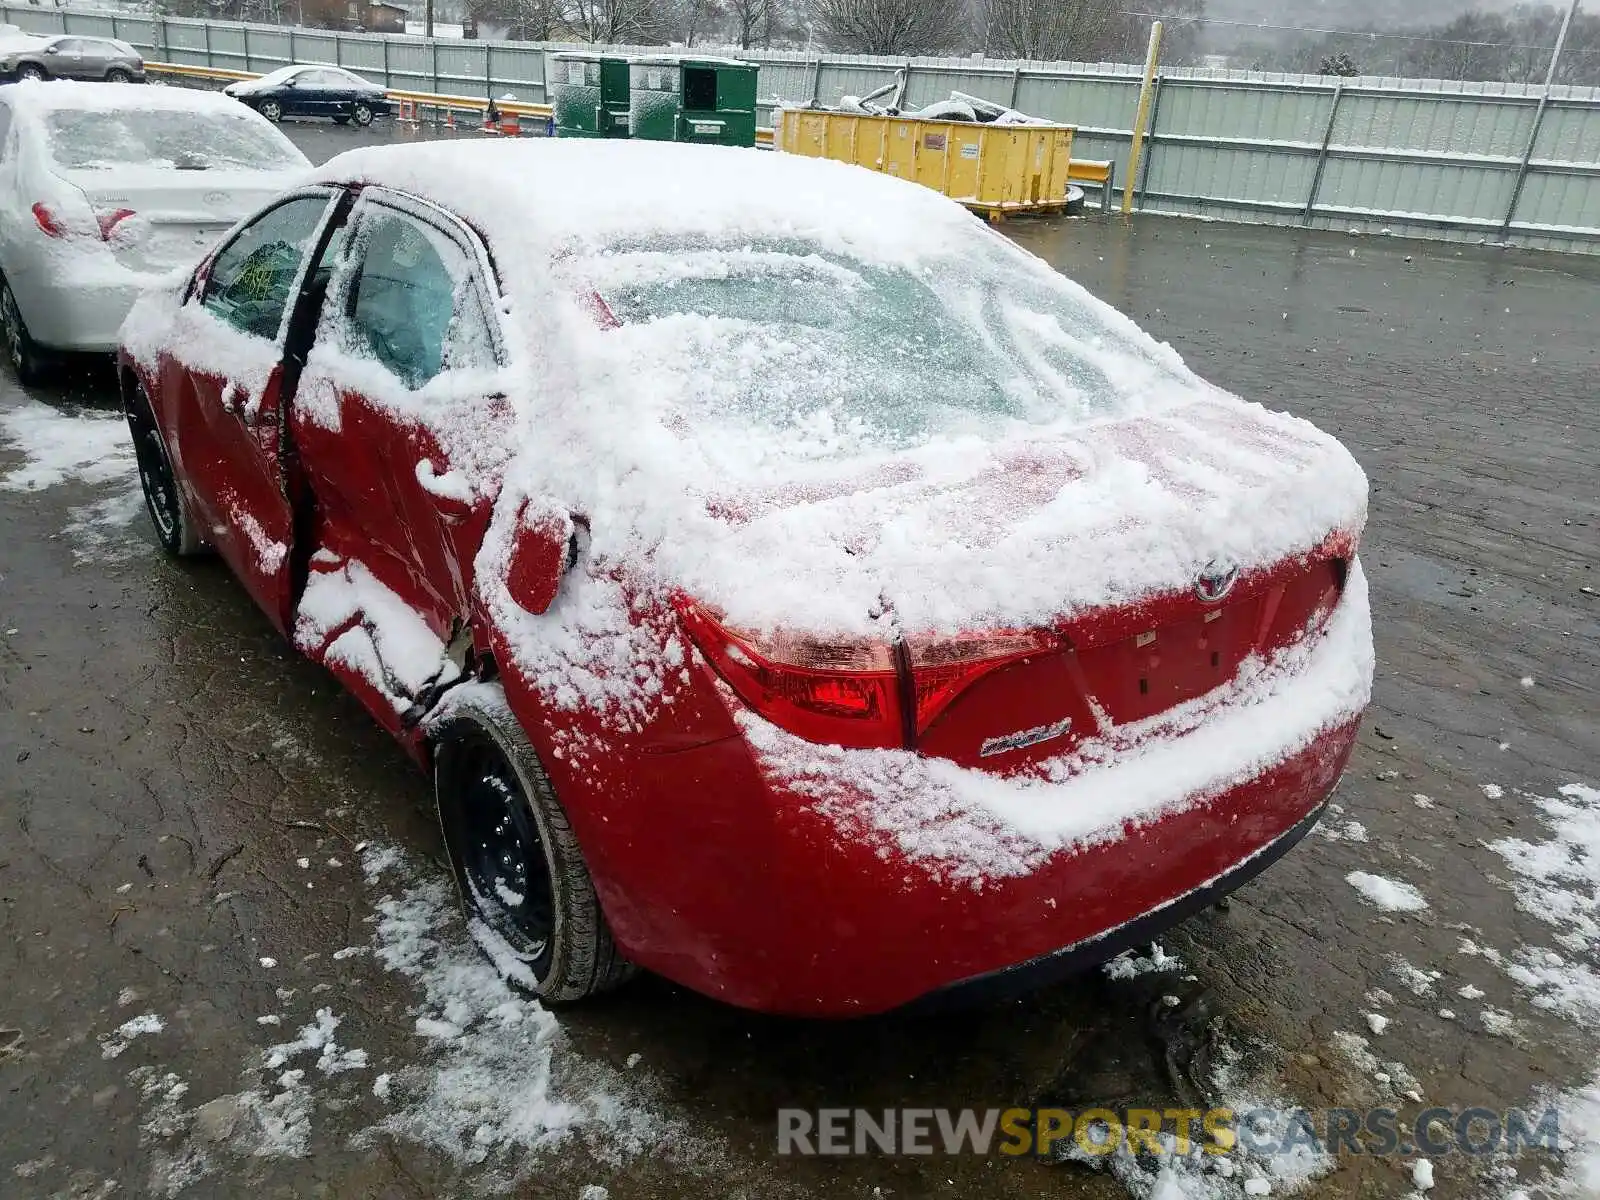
[776,1106,1564,1158]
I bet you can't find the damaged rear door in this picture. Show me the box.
[287,187,511,737]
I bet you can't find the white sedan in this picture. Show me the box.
[0,81,309,383]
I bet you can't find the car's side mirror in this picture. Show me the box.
[43,45,58,54]
[505,501,574,616]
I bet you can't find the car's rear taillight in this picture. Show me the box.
[96,208,136,241]
[676,601,1063,751]
[905,631,1060,733]
[32,202,67,238]
[675,600,903,749]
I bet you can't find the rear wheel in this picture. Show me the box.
[105,67,131,83]
[257,98,282,122]
[350,101,374,127]
[16,63,45,82]
[0,278,46,387]
[125,381,204,558]
[433,690,634,1005]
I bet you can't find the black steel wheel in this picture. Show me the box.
[0,278,45,387]
[125,382,204,557]
[434,690,635,1004]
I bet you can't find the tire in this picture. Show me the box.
[257,98,282,122]
[433,690,635,1005]
[350,101,374,127]
[105,67,132,83]
[125,380,204,558]
[16,63,45,82]
[0,277,46,387]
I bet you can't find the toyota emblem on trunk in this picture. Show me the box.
[1195,558,1240,603]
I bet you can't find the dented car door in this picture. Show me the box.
[163,189,344,634]
[288,190,510,730]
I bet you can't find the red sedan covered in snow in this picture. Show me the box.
[119,140,1372,1016]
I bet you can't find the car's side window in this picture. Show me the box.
[335,205,498,390]
[201,194,335,342]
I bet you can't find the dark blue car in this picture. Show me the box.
[223,63,392,126]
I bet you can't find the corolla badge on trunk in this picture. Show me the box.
[980,717,1073,759]
[1196,557,1241,604]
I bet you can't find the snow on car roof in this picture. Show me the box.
[3,78,253,117]
[314,138,982,264]
[245,63,376,87]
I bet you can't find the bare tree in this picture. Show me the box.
[661,0,725,44]
[467,0,567,39]
[568,0,663,42]
[804,0,968,55]
[980,0,1112,60]
[726,0,774,48]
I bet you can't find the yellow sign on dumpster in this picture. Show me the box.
[776,108,1076,220]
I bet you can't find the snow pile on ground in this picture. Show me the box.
[101,1012,165,1059]
[358,845,702,1178]
[0,400,144,561]
[121,844,702,1194]
[0,401,132,491]
[1062,1037,1332,1200]
[125,1005,366,1195]
[1470,782,1600,1197]
[1478,784,1600,1024]
[1344,871,1428,913]
[1104,942,1184,980]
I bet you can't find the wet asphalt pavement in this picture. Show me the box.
[1,119,1597,1200]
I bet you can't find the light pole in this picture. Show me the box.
[1543,0,1581,87]
[1500,0,1581,237]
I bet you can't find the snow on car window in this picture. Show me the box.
[44,108,303,171]
[578,234,1198,464]
[322,204,498,392]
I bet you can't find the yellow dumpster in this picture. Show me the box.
[776,108,1076,221]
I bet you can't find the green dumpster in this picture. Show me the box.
[628,55,758,148]
[552,53,632,138]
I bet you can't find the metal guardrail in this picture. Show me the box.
[8,4,1599,253]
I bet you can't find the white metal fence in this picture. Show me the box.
[6,4,1599,254]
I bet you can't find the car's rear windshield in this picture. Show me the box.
[44,108,304,171]
[581,234,1199,454]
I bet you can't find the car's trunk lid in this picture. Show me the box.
[53,167,287,274]
[692,396,1367,768]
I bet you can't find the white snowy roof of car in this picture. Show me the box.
[314,138,986,263]
[249,62,377,87]
[4,79,250,117]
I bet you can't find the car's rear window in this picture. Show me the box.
[44,108,304,171]
[579,234,1199,455]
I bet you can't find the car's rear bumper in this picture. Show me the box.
[901,795,1331,1013]
[15,274,143,352]
[579,564,1372,1016]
